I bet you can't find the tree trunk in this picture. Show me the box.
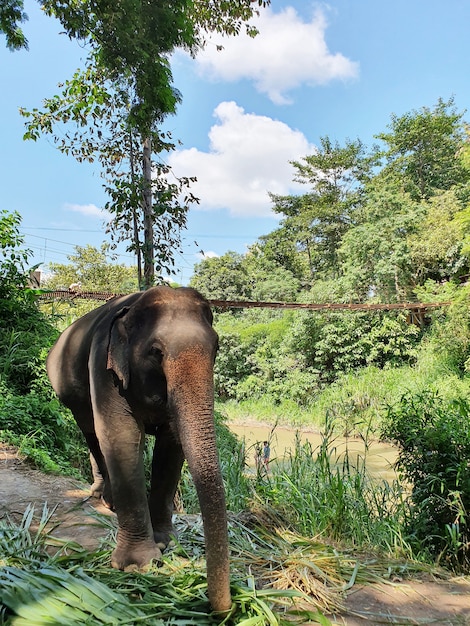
[129,131,143,289]
[142,135,154,289]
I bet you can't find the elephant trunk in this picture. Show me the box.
[165,346,232,614]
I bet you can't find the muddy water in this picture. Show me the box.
[229,423,398,483]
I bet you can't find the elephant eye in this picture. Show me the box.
[149,345,163,362]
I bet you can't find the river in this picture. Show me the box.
[229,423,398,483]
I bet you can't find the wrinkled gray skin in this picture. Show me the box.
[46,286,231,613]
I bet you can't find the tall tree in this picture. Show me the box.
[21,65,196,288]
[407,189,469,285]
[270,137,377,282]
[377,97,467,201]
[338,178,423,302]
[7,0,270,288]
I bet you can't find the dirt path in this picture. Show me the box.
[1,442,469,625]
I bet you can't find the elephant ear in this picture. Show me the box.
[107,307,130,390]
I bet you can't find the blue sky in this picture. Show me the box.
[1,0,470,285]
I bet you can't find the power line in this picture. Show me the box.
[21,226,257,241]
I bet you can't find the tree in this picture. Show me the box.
[190,248,300,302]
[339,179,423,302]
[407,189,469,284]
[190,252,250,301]
[377,98,467,201]
[41,0,196,134]
[269,137,377,282]
[21,64,197,288]
[0,0,28,50]
[22,0,197,288]
[257,226,310,283]
[44,243,138,292]
[9,0,271,288]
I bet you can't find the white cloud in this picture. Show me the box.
[192,5,359,104]
[64,202,105,218]
[168,101,315,217]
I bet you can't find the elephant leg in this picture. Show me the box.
[84,433,114,510]
[93,409,162,570]
[148,423,185,549]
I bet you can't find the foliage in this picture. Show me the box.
[191,251,251,300]
[211,307,423,409]
[191,249,300,302]
[0,211,57,394]
[0,211,88,475]
[269,137,378,282]
[0,383,88,477]
[382,391,470,570]
[20,64,196,287]
[377,97,468,201]
[286,311,420,383]
[424,285,470,375]
[254,425,407,554]
[0,0,28,50]
[407,189,468,284]
[0,506,355,626]
[39,0,195,133]
[44,243,138,292]
[15,2,271,287]
[338,180,424,301]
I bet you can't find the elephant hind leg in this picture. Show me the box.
[149,424,185,549]
[84,432,114,509]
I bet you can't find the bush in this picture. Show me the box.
[287,311,421,384]
[0,386,89,477]
[382,390,470,570]
[0,211,58,395]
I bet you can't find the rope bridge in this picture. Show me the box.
[38,289,450,314]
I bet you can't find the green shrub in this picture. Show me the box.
[287,311,421,384]
[0,211,58,395]
[382,390,470,571]
[0,387,89,478]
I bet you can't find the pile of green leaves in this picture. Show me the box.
[0,506,334,626]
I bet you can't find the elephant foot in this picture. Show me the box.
[90,478,105,499]
[90,479,114,510]
[111,539,162,571]
[153,528,175,551]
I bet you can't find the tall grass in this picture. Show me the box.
[178,414,412,562]
[251,421,410,559]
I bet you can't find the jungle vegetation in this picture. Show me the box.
[1,97,470,622]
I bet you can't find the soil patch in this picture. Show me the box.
[0,442,112,550]
[1,442,469,625]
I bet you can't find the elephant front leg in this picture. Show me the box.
[94,411,162,571]
[148,423,185,549]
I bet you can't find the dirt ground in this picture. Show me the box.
[1,442,469,625]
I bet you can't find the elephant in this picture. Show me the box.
[46,286,231,613]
